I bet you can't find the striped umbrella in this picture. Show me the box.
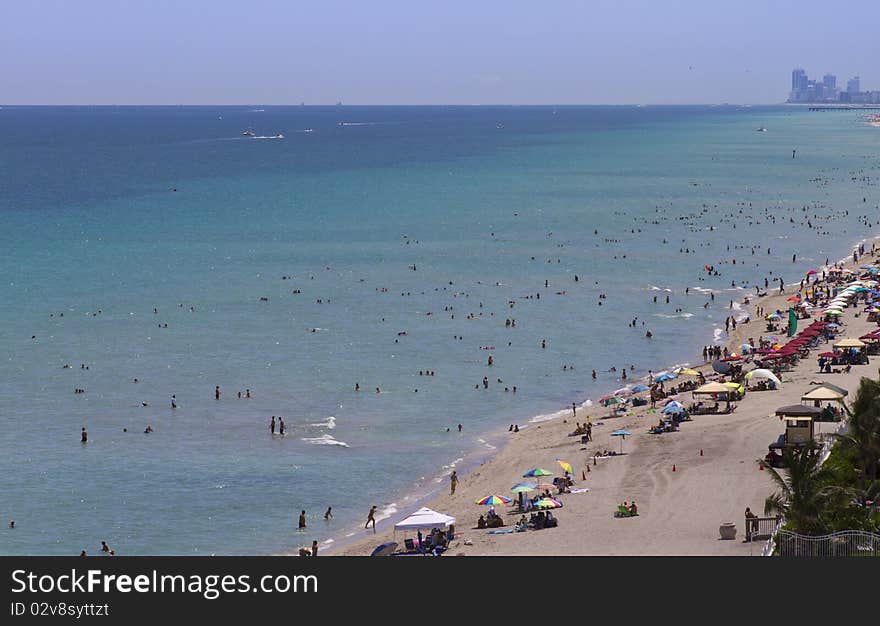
[510,483,538,493]
[535,498,563,509]
[523,468,554,478]
[475,495,512,506]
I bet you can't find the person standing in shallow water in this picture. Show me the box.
[365,505,377,529]
[81,427,88,443]
[215,385,221,400]
[270,416,275,435]
[298,510,306,530]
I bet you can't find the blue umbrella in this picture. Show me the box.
[370,541,398,557]
[662,401,685,414]
[631,384,650,392]
[655,373,677,383]
[610,429,631,453]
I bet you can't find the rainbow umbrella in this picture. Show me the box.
[523,468,554,478]
[475,495,512,506]
[535,498,563,509]
[556,459,573,475]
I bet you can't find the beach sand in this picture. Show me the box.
[328,238,880,556]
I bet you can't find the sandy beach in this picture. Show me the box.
[329,236,880,556]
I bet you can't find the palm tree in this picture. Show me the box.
[836,376,880,489]
[759,446,835,534]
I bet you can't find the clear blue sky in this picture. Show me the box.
[2,0,877,104]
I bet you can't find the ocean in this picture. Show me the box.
[0,104,877,555]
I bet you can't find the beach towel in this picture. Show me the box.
[487,529,514,534]
[570,488,592,494]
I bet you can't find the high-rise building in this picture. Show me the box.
[847,76,861,94]
[792,69,807,91]
[823,73,836,90]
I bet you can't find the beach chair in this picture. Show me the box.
[404,538,416,552]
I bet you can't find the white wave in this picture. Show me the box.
[653,312,695,319]
[252,135,284,140]
[713,327,725,342]
[375,504,398,522]
[648,285,672,292]
[322,539,334,545]
[731,302,743,310]
[309,416,336,430]
[441,457,465,470]
[691,286,714,293]
[339,122,373,126]
[301,434,349,448]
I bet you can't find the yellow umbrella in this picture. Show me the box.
[556,459,573,475]
[679,368,700,376]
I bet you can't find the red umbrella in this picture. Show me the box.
[818,352,837,358]
[760,354,784,360]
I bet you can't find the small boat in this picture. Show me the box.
[273,133,284,139]
[242,127,255,136]
[303,128,314,133]
[757,127,767,132]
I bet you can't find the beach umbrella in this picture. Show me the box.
[610,429,631,453]
[523,468,553,478]
[786,296,801,302]
[475,495,512,506]
[826,322,840,328]
[535,498,563,509]
[631,384,650,392]
[556,459,573,475]
[662,401,685,414]
[602,396,624,407]
[613,386,632,396]
[510,483,537,493]
[712,360,731,374]
[766,313,782,320]
[655,373,677,382]
[806,270,818,276]
[678,368,700,376]
[370,541,398,557]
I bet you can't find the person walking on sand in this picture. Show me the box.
[298,510,306,530]
[365,505,377,529]
[450,470,459,494]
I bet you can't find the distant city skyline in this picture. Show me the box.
[1,0,878,105]
[789,67,876,104]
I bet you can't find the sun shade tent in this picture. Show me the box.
[775,404,822,418]
[394,507,456,532]
[694,381,733,395]
[800,387,846,402]
[833,338,866,349]
[744,369,782,386]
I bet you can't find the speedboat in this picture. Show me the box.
[274,133,284,139]
[242,127,255,136]
[757,127,767,132]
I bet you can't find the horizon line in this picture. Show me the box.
[1,101,792,107]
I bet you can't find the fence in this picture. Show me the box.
[745,516,781,542]
[775,530,880,557]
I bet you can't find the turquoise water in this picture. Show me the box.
[1,105,877,555]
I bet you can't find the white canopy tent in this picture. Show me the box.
[393,507,456,532]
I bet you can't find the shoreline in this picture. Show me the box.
[324,232,880,556]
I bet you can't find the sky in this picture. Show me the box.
[1,0,878,105]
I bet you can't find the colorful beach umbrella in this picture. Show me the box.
[662,401,685,414]
[631,384,650,392]
[523,468,553,478]
[511,483,537,493]
[475,495,512,506]
[535,498,563,509]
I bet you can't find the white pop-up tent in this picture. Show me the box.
[393,507,456,532]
